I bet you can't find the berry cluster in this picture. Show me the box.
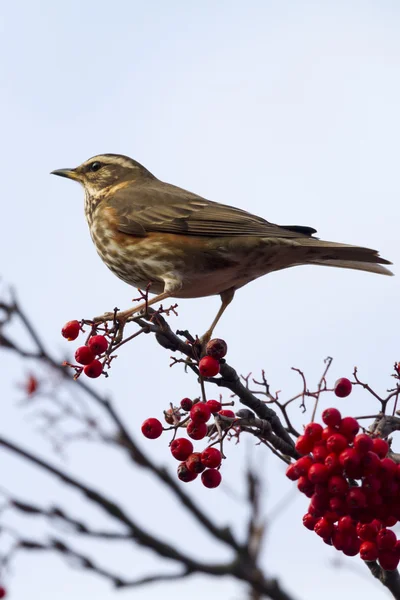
[61,320,109,379]
[141,340,233,488]
[287,405,400,570]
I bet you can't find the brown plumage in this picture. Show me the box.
[52,153,393,339]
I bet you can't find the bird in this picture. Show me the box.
[52,153,393,342]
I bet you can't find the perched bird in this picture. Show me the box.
[52,153,393,341]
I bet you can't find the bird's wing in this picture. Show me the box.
[107,180,317,239]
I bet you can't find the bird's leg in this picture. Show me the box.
[199,288,235,349]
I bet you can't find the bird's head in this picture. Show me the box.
[51,154,154,196]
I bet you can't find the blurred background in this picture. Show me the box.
[0,1,399,598]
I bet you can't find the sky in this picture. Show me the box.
[1,1,400,598]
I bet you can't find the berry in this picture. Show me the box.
[329,496,346,515]
[75,346,95,365]
[357,521,380,541]
[180,398,193,411]
[326,433,348,454]
[342,536,360,556]
[381,457,397,478]
[377,528,397,550]
[201,447,222,469]
[286,463,300,481]
[83,360,103,378]
[295,435,314,455]
[199,356,220,377]
[187,420,208,440]
[206,399,222,413]
[378,550,400,570]
[314,517,334,538]
[206,338,227,360]
[325,453,342,475]
[354,433,373,454]
[312,441,328,462]
[293,456,314,476]
[88,335,108,355]
[304,422,323,443]
[303,513,318,531]
[0,588,6,599]
[61,320,80,341]
[337,516,356,534]
[218,409,235,419]
[334,378,352,398]
[186,452,206,473]
[328,475,348,496]
[339,416,359,440]
[190,403,211,423]
[322,426,339,441]
[201,468,222,488]
[372,438,389,459]
[177,462,198,483]
[170,438,193,461]
[141,418,163,439]
[164,407,181,425]
[347,488,367,510]
[297,476,315,497]
[360,541,378,561]
[308,463,329,484]
[361,451,381,475]
[339,448,361,472]
[322,407,342,428]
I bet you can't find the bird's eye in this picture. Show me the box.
[89,161,102,172]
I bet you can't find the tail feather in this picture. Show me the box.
[303,240,393,276]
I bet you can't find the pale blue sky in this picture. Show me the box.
[1,1,400,599]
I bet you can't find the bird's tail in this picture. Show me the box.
[303,240,393,276]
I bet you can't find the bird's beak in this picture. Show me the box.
[50,168,80,181]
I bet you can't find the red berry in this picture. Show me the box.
[326,433,348,454]
[322,426,339,441]
[339,416,359,440]
[339,448,361,471]
[170,438,193,461]
[141,418,163,439]
[88,334,108,355]
[199,356,220,377]
[187,420,208,440]
[357,521,380,542]
[322,407,342,428]
[293,456,314,476]
[360,541,378,561]
[303,513,318,530]
[83,360,103,378]
[313,441,328,462]
[206,399,222,413]
[362,475,381,493]
[218,409,235,419]
[378,550,400,570]
[332,529,347,551]
[206,338,227,360]
[75,346,95,365]
[354,433,373,454]
[361,450,381,475]
[201,469,222,488]
[372,438,389,458]
[186,452,206,473]
[328,475,349,496]
[180,398,193,411]
[329,496,346,515]
[295,435,314,455]
[381,457,397,478]
[337,516,356,534]
[314,517,334,538]
[342,536,360,556]
[177,462,198,482]
[334,377,352,398]
[377,528,397,550]
[201,447,222,469]
[308,463,329,484]
[347,488,367,510]
[190,402,211,423]
[325,453,342,475]
[304,422,323,442]
[286,463,300,481]
[0,588,6,599]
[383,515,398,528]
[297,476,315,497]
[61,320,80,341]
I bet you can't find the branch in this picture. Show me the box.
[365,561,400,600]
